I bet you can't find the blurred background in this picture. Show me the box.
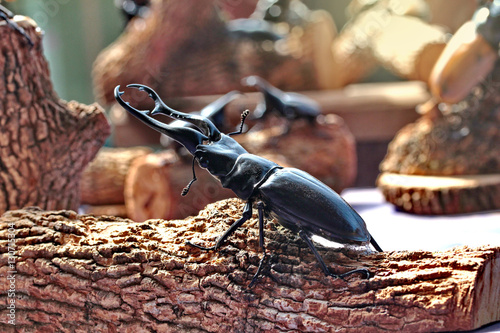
[5,0,404,105]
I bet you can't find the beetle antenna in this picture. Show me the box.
[228,109,250,136]
[181,157,198,196]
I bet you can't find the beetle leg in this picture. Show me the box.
[186,200,253,251]
[249,202,268,287]
[298,230,370,280]
[0,7,34,47]
[181,157,198,196]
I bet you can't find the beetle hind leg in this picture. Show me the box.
[298,230,370,280]
[186,201,253,252]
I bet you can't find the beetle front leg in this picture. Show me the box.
[298,230,370,280]
[186,200,253,251]
[249,202,268,288]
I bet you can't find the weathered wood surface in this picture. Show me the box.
[1,199,499,332]
[0,17,110,214]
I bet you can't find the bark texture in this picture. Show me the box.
[1,199,499,332]
[0,17,110,214]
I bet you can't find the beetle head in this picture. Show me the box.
[194,134,247,176]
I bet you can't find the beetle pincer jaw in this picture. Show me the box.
[114,85,153,115]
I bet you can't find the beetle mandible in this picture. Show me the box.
[115,84,382,286]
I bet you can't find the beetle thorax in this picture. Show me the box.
[219,154,280,200]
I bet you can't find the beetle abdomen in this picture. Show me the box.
[258,168,370,245]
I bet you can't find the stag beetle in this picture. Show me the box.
[242,75,320,129]
[115,84,382,286]
[0,5,33,46]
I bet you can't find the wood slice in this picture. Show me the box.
[80,147,153,206]
[0,16,110,214]
[124,151,234,221]
[377,172,500,214]
[0,199,499,332]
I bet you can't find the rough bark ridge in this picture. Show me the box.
[0,17,110,214]
[1,199,499,332]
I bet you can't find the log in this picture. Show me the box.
[80,147,153,206]
[0,16,110,214]
[0,199,499,332]
[378,61,500,214]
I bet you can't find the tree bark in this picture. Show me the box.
[1,199,499,332]
[0,17,110,214]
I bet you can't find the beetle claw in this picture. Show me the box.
[337,268,371,280]
[185,240,217,251]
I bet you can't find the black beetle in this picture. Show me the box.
[0,5,33,46]
[242,75,320,128]
[115,84,382,286]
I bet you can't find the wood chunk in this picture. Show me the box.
[92,0,337,106]
[0,17,110,214]
[81,147,153,205]
[0,199,499,332]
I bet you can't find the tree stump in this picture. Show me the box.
[1,199,499,332]
[0,16,110,214]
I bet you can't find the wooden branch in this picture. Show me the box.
[332,2,448,85]
[0,17,110,214]
[0,199,499,332]
[80,147,153,206]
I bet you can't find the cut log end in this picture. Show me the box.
[377,172,500,214]
[0,198,499,332]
